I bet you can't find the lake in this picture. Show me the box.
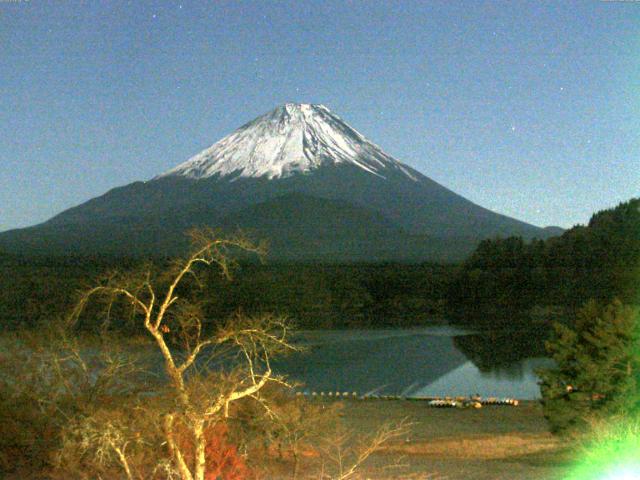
[273,327,554,400]
[0,326,551,400]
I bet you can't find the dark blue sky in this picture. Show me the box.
[1,0,638,231]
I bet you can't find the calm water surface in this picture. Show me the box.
[273,327,553,400]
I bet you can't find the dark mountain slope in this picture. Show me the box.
[0,104,557,260]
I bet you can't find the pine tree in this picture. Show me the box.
[538,299,640,434]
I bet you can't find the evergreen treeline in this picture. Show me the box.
[0,254,453,330]
[203,263,452,328]
[2,198,637,332]
[0,254,140,330]
[446,198,640,328]
[538,299,640,434]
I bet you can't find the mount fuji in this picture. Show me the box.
[0,104,558,261]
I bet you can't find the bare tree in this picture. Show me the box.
[70,229,296,480]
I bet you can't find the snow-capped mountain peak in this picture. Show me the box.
[157,103,418,181]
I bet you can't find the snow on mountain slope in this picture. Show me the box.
[157,103,418,181]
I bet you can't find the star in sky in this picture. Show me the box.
[2,0,636,232]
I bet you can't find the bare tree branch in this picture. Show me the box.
[69,229,292,480]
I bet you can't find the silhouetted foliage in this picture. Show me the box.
[0,257,453,331]
[538,299,640,435]
[446,198,640,329]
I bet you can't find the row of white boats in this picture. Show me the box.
[295,391,520,407]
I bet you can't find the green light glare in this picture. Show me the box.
[601,465,640,480]
[566,420,640,480]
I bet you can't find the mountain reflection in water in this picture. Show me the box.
[273,327,553,400]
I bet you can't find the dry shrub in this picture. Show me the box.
[52,401,163,480]
[0,383,58,475]
[231,384,342,477]
[174,422,250,480]
[317,418,412,480]
[0,327,142,476]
